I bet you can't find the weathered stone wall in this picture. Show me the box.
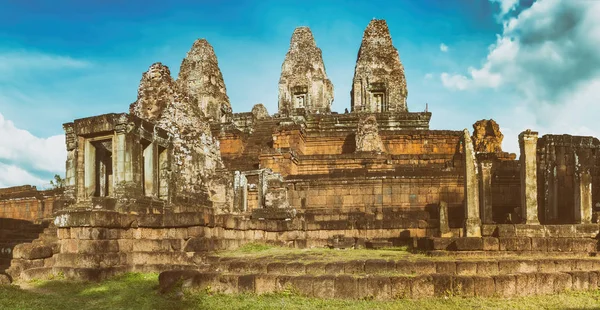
[490,160,522,223]
[537,135,600,224]
[0,186,61,223]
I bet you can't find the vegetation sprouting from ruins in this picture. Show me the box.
[1,273,600,310]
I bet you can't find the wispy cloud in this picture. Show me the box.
[0,50,91,75]
[439,43,448,52]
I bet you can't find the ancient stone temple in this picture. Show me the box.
[2,19,600,299]
[278,27,334,116]
[177,39,232,122]
[351,19,408,113]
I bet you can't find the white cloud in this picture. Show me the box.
[0,112,65,175]
[0,163,48,188]
[424,73,434,80]
[440,0,600,151]
[490,0,520,17]
[440,43,449,52]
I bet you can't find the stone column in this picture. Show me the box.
[519,130,540,224]
[63,123,77,200]
[439,201,452,238]
[463,129,482,237]
[575,169,593,224]
[479,160,494,224]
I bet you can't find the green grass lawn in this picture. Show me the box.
[2,273,600,310]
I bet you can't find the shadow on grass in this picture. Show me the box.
[0,273,193,310]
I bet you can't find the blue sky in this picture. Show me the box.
[1,0,599,188]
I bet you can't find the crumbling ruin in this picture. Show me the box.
[1,19,600,299]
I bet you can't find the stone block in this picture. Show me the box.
[535,273,555,295]
[343,260,365,274]
[589,271,599,289]
[473,276,495,297]
[324,262,344,274]
[554,272,572,293]
[410,275,434,298]
[13,244,53,260]
[432,274,453,296]
[497,225,516,237]
[530,238,548,252]
[554,260,575,272]
[334,275,358,299]
[431,238,454,250]
[312,276,335,298]
[537,259,555,273]
[547,238,572,252]
[516,260,538,273]
[493,275,516,298]
[514,273,536,297]
[305,262,326,275]
[498,261,519,274]
[364,276,392,300]
[499,237,531,251]
[267,262,286,274]
[514,225,545,238]
[575,259,594,271]
[396,261,435,275]
[572,239,596,253]
[290,276,314,296]
[569,271,589,291]
[285,262,306,274]
[453,276,474,297]
[476,261,499,275]
[435,262,456,275]
[364,259,395,274]
[482,237,499,251]
[237,275,255,293]
[456,262,477,276]
[254,274,277,295]
[454,238,483,251]
[390,276,411,299]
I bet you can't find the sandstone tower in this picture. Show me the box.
[278,27,334,116]
[351,19,408,113]
[177,39,232,122]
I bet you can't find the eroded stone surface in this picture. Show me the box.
[177,39,231,122]
[352,19,408,113]
[356,115,385,153]
[472,119,504,153]
[278,27,334,116]
[129,63,176,122]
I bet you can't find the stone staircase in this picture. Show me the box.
[159,255,600,299]
[224,119,280,171]
[0,219,49,275]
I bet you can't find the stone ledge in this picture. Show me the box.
[158,270,600,299]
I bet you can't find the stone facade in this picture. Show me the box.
[278,27,334,116]
[351,19,408,113]
[2,19,600,290]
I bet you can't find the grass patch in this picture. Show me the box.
[215,245,417,262]
[0,273,192,310]
[1,273,600,309]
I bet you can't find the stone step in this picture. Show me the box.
[158,269,600,299]
[424,237,598,253]
[209,257,600,277]
[18,264,199,282]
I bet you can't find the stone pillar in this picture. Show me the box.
[63,123,77,200]
[479,160,494,224]
[439,201,452,238]
[114,119,127,185]
[518,130,540,224]
[463,129,482,237]
[575,169,593,224]
[234,171,248,212]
